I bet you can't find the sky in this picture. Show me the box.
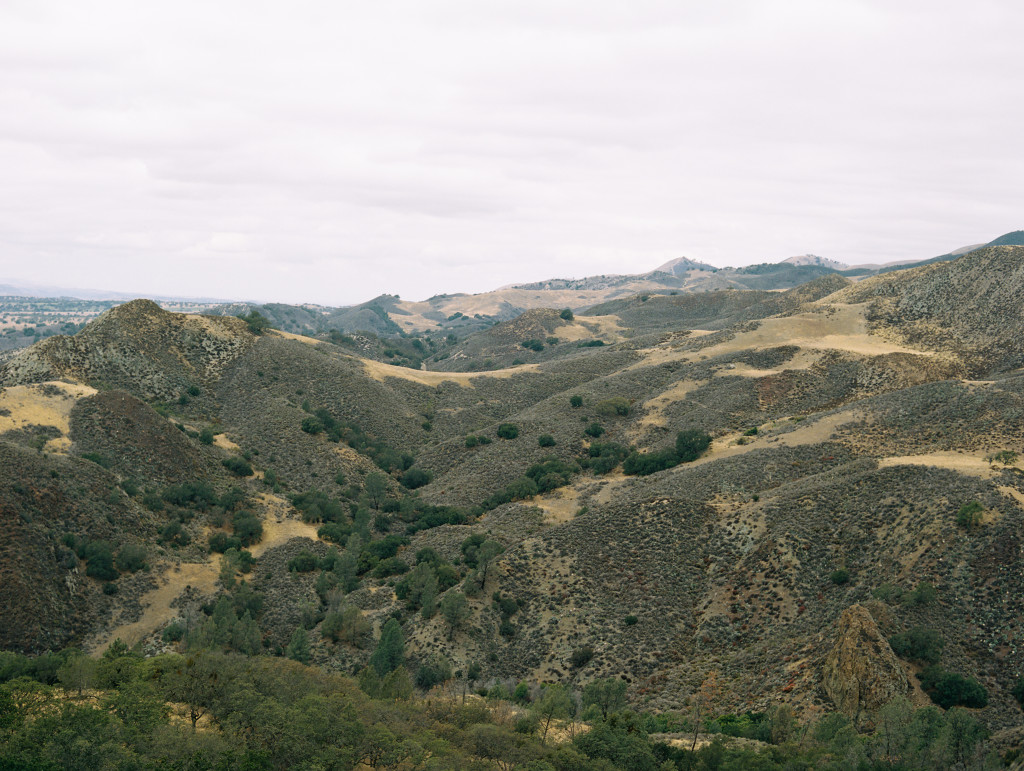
[1,1,1021,305]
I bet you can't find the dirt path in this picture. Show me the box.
[90,494,322,654]
[876,451,1007,478]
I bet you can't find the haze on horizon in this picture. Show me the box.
[1,1,1022,306]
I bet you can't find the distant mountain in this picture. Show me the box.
[878,230,1024,274]
[780,254,848,270]
[650,256,718,276]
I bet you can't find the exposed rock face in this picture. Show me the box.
[822,604,908,719]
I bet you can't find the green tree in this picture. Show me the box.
[532,683,572,744]
[956,500,983,530]
[364,472,388,509]
[570,395,583,408]
[675,429,712,462]
[286,627,311,664]
[370,618,405,676]
[582,677,627,718]
[380,666,413,700]
[440,591,471,639]
[559,308,574,321]
[497,423,519,439]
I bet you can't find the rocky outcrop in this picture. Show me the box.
[822,604,908,719]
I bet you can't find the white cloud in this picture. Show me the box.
[0,0,1021,304]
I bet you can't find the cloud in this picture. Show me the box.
[0,0,1021,304]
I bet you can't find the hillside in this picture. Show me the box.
[2,246,1024,762]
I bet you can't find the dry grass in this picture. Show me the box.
[0,381,97,452]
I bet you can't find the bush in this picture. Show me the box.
[919,666,988,709]
[222,457,254,477]
[904,580,937,607]
[497,423,519,440]
[84,541,118,581]
[570,646,594,669]
[595,397,630,417]
[414,656,453,690]
[577,340,604,347]
[624,615,638,626]
[400,468,433,490]
[232,511,263,546]
[570,395,583,408]
[520,339,544,352]
[675,429,712,461]
[287,550,319,573]
[584,423,605,438]
[198,427,215,445]
[81,452,112,469]
[889,627,944,665]
[829,569,850,585]
[538,434,556,448]
[162,621,185,643]
[1013,677,1024,708]
[559,308,574,321]
[623,448,679,476]
[102,582,118,595]
[300,416,323,435]
[116,544,148,573]
[956,500,983,529]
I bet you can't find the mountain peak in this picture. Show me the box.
[780,254,848,270]
[651,256,716,276]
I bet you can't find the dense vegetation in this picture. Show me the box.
[0,647,1002,770]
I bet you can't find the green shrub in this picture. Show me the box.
[919,666,988,709]
[198,427,215,445]
[373,557,409,579]
[956,500,983,529]
[232,511,263,546]
[559,308,574,321]
[520,339,544,352]
[287,551,319,573]
[400,468,433,490]
[904,580,937,607]
[569,394,583,408]
[624,615,638,626]
[414,656,452,690]
[675,429,712,461]
[465,435,479,448]
[208,531,242,553]
[102,582,118,596]
[497,423,519,440]
[743,427,758,436]
[871,583,904,604]
[81,452,112,469]
[222,457,254,477]
[1013,677,1024,708]
[116,544,148,573]
[623,448,678,476]
[889,627,944,665]
[84,541,118,581]
[584,423,605,438]
[829,569,850,585]
[595,397,630,417]
[570,646,594,669]
[537,434,556,447]
[162,621,185,642]
[577,340,604,347]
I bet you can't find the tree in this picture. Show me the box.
[286,627,310,664]
[956,501,983,530]
[477,540,504,583]
[570,395,583,408]
[497,423,519,439]
[370,618,405,676]
[162,652,221,730]
[364,472,388,509]
[675,429,711,462]
[439,591,470,639]
[582,678,627,718]
[560,308,574,321]
[57,653,96,698]
[380,666,413,700]
[532,684,572,744]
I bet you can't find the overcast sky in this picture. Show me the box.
[1,1,1021,305]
